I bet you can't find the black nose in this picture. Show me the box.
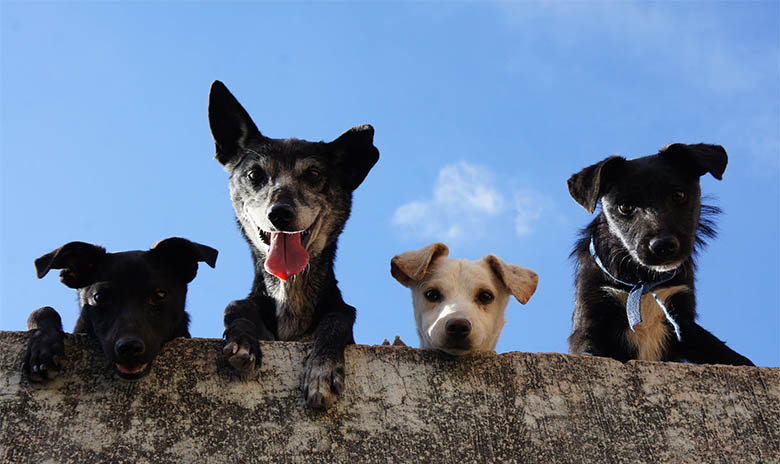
[115,338,145,358]
[445,319,472,338]
[268,203,295,229]
[649,235,680,258]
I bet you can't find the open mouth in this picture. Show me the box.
[258,224,314,249]
[258,219,319,281]
[115,362,150,379]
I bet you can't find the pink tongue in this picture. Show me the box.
[265,232,310,280]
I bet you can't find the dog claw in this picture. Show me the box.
[24,325,66,382]
[222,341,238,356]
[227,344,259,375]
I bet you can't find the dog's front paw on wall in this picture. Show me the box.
[223,341,260,375]
[222,319,262,377]
[24,328,65,382]
[302,352,345,409]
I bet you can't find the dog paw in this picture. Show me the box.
[302,353,345,409]
[24,328,65,382]
[223,340,260,373]
[223,319,261,376]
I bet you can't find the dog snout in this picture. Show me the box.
[649,235,680,258]
[268,203,296,230]
[114,338,145,358]
[445,318,472,339]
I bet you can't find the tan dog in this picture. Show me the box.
[391,243,538,355]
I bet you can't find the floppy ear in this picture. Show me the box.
[328,124,380,191]
[149,237,218,283]
[34,242,107,288]
[484,255,538,305]
[567,155,624,214]
[660,143,728,180]
[208,80,264,166]
[390,242,449,288]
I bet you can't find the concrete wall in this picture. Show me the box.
[0,331,777,463]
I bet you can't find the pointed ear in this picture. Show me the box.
[149,237,218,283]
[390,243,449,287]
[484,255,538,304]
[328,124,380,191]
[567,155,624,214]
[660,143,728,180]
[34,242,107,288]
[208,80,264,166]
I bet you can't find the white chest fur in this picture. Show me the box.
[270,279,314,342]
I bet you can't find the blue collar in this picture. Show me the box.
[589,237,682,341]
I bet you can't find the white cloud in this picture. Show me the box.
[392,161,505,241]
[393,162,559,242]
[392,201,428,225]
[433,163,504,214]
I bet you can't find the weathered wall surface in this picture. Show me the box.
[0,331,777,464]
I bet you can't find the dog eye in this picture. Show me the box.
[672,191,687,203]
[617,204,635,215]
[91,291,111,306]
[477,291,494,304]
[424,289,442,302]
[149,289,167,305]
[303,167,322,183]
[246,167,266,184]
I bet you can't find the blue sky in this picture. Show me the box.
[2,1,778,367]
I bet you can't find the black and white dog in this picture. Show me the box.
[567,143,753,366]
[208,81,379,408]
[25,238,217,381]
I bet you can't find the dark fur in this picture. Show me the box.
[208,81,379,408]
[567,143,753,365]
[24,238,217,381]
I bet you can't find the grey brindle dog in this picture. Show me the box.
[208,81,379,408]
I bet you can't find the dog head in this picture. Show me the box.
[568,143,727,272]
[35,238,217,379]
[208,80,379,281]
[391,243,538,355]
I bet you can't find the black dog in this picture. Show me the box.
[208,81,379,408]
[24,238,217,381]
[567,143,753,366]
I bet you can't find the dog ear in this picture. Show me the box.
[35,242,107,288]
[390,243,449,287]
[208,80,264,166]
[567,155,624,214]
[660,143,728,180]
[484,255,538,305]
[329,124,380,191]
[149,237,218,283]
